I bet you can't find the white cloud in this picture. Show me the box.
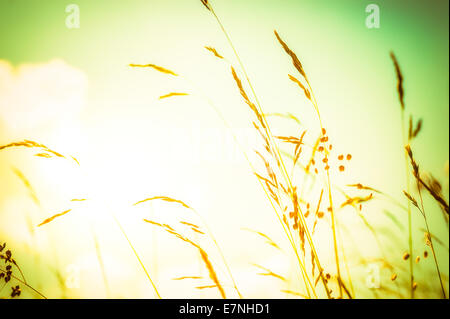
[0,59,88,135]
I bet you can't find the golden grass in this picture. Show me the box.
[241,228,281,251]
[404,145,447,298]
[0,243,46,298]
[204,46,224,59]
[390,51,415,297]
[129,63,178,76]
[159,92,189,99]
[143,218,226,298]
[390,52,405,110]
[173,276,203,281]
[0,140,63,158]
[37,209,72,227]
[12,167,40,206]
[252,263,287,282]
[134,196,192,209]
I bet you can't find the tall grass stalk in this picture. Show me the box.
[91,226,111,298]
[0,267,47,299]
[204,1,333,298]
[405,145,447,298]
[183,58,316,298]
[112,215,161,298]
[390,52,414,298]
[416,182,446,298]
[304,76,344,298]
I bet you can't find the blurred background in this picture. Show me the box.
[0,0,448,298]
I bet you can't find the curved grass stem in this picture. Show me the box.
[306,80,343,298]
[401,110,414,299]
[415,180,446,298]
[208,4,331,298]
[112,215,161,299]
[0,268,47,299]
